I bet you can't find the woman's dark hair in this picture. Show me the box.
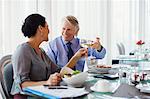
[22,14,46,38]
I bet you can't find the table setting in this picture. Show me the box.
[58,39,150,98]
[23,39,150,98]
[22,63,150,99]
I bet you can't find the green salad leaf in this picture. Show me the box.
[72,70,81,75]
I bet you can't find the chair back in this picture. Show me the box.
[120,42,125,55]
[116,43,125,55]
[0,55,13,99]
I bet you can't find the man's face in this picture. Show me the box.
[61,21,77,41]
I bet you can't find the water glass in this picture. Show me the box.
[118,65,131,84]
[86,56,98,72]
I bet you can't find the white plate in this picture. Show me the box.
[117,55,136,59]
[92,64,120,74]
[91,64,112,73]
[94,67,111,73]
[136,84,150,93]
[90,86,112,93]
[111,64,131,68]
[89,64,131,74]
[90,83,119,93]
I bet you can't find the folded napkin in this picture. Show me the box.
[112,83,142,98]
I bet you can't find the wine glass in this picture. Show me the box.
[80,39,97,72]
[80,39,93,57]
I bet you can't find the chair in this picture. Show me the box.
[0,55,13,99]
[116,43,125,55]
[113,43,125,64]
[115,43,138,66]
[120,43,125,54]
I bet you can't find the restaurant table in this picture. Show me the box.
[81,73,150,99]
[24,72,150,99]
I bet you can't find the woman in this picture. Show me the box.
[44,15,106,71]
[11,14,87,98]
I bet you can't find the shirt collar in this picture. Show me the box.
[61,36,77,45]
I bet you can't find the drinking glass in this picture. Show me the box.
[80,39,97,72]
[118,64,131,84]
[80,39,93,57]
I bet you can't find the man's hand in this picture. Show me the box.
[91,37,102,51]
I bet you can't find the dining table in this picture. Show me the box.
[23,70,150,99]
[22,54,150,99]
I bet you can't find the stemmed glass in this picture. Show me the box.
[80,39,97,72]
[80,39,93,57]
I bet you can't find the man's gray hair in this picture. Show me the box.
[63,15,79,31]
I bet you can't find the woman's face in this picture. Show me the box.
[42,22,49,41]
[61,20,77,41]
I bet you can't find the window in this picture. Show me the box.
[1,0,150,64]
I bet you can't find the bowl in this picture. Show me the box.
[91,80,112,92]
[62,72,88,87]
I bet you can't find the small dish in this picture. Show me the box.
[93,64,112,73]
[90,80,119,93]
[90,85,113,93]
[136,84,150,93]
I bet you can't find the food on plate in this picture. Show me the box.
[96,65,111,68]
[63,70,81,78]
[63,72,88,87]
[63,74,72,78]
[72,70,81,75]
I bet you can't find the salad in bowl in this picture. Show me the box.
[62,70,88,87]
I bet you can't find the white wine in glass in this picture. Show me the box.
[80,39,93,48]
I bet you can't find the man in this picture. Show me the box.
[43,15,106,71]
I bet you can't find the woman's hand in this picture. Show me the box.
[74,48,88,59]
[91,37,102,50]
[46,73,62,86]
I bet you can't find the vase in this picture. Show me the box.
[135,45,144,60]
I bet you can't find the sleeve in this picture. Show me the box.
[11,45,32,94]
[12,46,32,83]
[90,46,106,59]
[43,41,57,64]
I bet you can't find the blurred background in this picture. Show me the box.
[1,0,150,64]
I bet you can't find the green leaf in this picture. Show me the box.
[72,70,81,75]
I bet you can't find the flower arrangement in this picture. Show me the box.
[136,40,145,55]
[136,40,145,45]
